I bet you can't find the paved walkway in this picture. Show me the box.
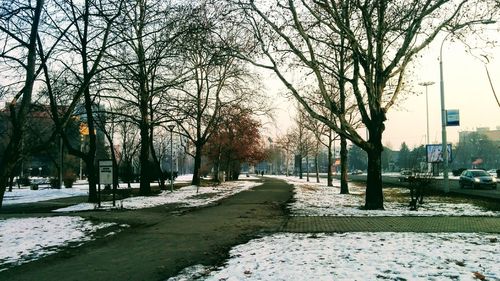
[282,216,500,233]
[1,178,499,281]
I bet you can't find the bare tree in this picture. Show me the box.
[171,1,260,185]
[276,129,295,177]
[39,0,122,203]
[235,0,499,209]
[106,0,188,194]
[0,0,45,207]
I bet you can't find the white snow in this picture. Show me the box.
[0,178,261,271]
[2,173,195,206]
[167,175,500,281]
[54,180,262,212]
[2,185,88,205]
[0,216,120,271]
[274,175,500,217]
[168,232,500,281]
[2,173,499,279]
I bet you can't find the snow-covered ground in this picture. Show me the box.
[0,177,261,271]
[0,216,123,271]
[167,175,499,281]
[2,174,499,279]
[2,184,89,205]
[169,232,500,281]
[278,175,500,217]
[54,179,262,212]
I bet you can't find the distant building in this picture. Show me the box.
[459,127,500,146]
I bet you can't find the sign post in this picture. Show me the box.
[446,109,460,126]
[98,160,113,208]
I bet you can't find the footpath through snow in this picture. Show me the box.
[1,174,499,280]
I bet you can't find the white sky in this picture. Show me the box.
[385,35,500,149]
[265,33,500,150]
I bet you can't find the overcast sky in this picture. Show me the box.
[268,32,500,150]
[385,34,500,149]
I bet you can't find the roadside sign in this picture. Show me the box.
[446,109,460,126]
[99,160,113,185]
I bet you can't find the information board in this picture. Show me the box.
[99,160,113,185]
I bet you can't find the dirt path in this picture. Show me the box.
[1,178,293,281]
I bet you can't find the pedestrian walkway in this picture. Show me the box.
[282,216,500,233]
[1,178,499,281]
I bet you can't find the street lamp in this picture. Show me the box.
[419,81,435,145]
[38,167,42,177]
[167,124,175,192]
[439,20,496,192]
[439,32,452,192]
[419,81,435,173]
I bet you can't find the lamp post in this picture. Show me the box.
[419,81,435,145]
[439,32,452,193]
[439,20,496,192]
[167,124,175,192]
[419,81,435,173]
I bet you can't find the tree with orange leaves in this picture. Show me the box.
[205,106,265,181]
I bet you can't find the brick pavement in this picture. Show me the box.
[281,216,500,233]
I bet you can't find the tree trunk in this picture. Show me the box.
[86,157,98,202]
[306,152,310,182]
[364,122,384,209]
[298,154,303,179]
[139,120,151,195]
[365,147,384,209]
[327,131,333,187]
[315,154,320,183]
[191,143,202,186]
[84,85,98,202]
[340,135,349,194]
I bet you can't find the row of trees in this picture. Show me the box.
[233,0,498,209]
[0,0,268,208]
[349,132,500,173]
[1,0,498,209]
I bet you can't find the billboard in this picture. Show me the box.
[426,144,452,163]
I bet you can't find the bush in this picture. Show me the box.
[63,171,77,188]
[17,176,31,186]
[50,177,61,189]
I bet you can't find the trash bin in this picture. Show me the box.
[30,184,38,190]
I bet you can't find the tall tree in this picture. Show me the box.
[236,0,498,209]
[109,0,187,194]
[398,142,411,170]
[0,0,45,207]
[41,0,122,202]
[172,1,258,185]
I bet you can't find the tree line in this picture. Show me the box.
[1,0,498,209]
[0,0,268,207]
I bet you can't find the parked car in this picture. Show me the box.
[487,169,498,178]
[459,169,497,189]
[398,169,413,182]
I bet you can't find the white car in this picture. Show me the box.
[487,169,498,177]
